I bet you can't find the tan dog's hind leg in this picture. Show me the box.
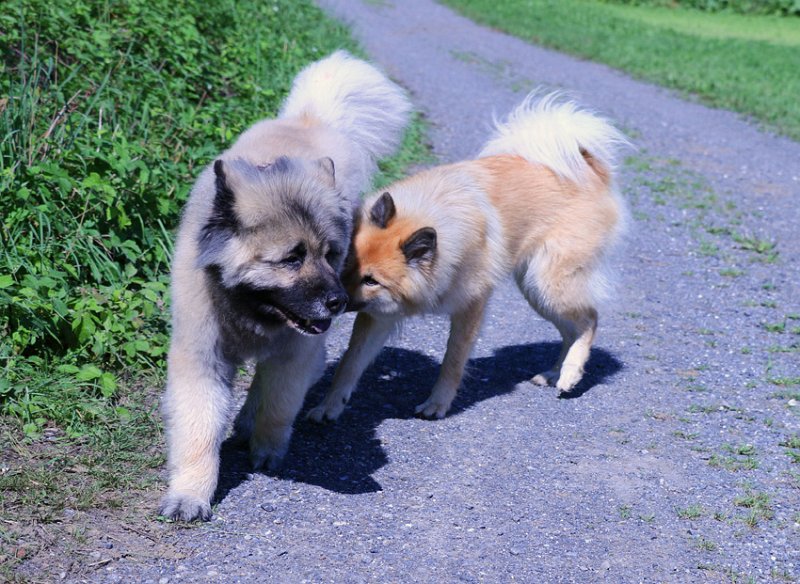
[516,255,599,393]
[552,308,597,392]
[248,335,326,471]
[307,313,397,422]
[531,317,574,387]
[416,296,489,419]
[160,349,233,522]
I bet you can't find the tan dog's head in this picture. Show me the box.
[343,192,437,317]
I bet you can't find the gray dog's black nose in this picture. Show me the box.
[325,292,348,315]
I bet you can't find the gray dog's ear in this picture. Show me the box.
[210,160,238,231]
[401,227,436,265]
[370,192,395,228]
[316,157,335,187]
[197,160,239,267]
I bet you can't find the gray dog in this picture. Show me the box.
[160,51,410,521]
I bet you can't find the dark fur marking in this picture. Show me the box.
[204,265,285,334]
[285,198,349,248]
[401,227,437,265]
[198,160,240,264]
[370,192,395,228]
[286,199,317,230]
[271,156,292,174]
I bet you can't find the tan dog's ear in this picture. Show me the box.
[401,227,436,265]
[369,192,396,228]
[316,157,335,187]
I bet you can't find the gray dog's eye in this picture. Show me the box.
[280,243,306,268]
[325,246,341,264]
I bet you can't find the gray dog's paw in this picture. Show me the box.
[250,447,287,473]
[159,493,212,522]
[250,441,288,473]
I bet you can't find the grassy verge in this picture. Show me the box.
[0,0,429,579]
[442,0,800,140]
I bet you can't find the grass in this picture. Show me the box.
[708,453,759,471]
[782,434,800,463]
[442,0,800,140]
[0,0,430,579]
[0,384,163,520]
[600,2,800,42]
[694,536,718,552]
[677,504,704,519]
[734,490,774,526]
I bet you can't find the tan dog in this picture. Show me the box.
[160,51,410,522]
[308,92,628,422]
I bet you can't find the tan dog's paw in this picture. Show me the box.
[414,392,454,419]
[159,491,212,522]
[555,365,583,393]
[306,398,346,423]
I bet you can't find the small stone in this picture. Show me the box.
[600,560,611,571]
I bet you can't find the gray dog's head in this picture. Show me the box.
[197,157,352,336]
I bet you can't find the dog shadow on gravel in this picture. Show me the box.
[213,342,621,503]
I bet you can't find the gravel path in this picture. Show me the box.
[84,1,799,582]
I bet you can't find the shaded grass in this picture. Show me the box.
[442,0,800,140]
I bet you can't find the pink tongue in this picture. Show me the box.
[311,319,332,334]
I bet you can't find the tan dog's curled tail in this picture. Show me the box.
[480,91,629,188]
[480,91,631,307]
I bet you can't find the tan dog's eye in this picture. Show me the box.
[361,275,380,287]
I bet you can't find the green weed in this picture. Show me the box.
[733,233,779,262]
[677,504,704,519]
[764,322,787,333]
[780,434,800,449]
[734,490,774,524]
[694,536,718,552]
[709,454,758,471]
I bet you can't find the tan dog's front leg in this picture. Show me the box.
[307,313,397,422]
[416,296,488,419]
[159,348,233,522]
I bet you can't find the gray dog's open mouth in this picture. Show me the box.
[286,315,332,335]
[260,304,332,335]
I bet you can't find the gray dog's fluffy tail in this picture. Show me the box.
[279,50,411,164]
